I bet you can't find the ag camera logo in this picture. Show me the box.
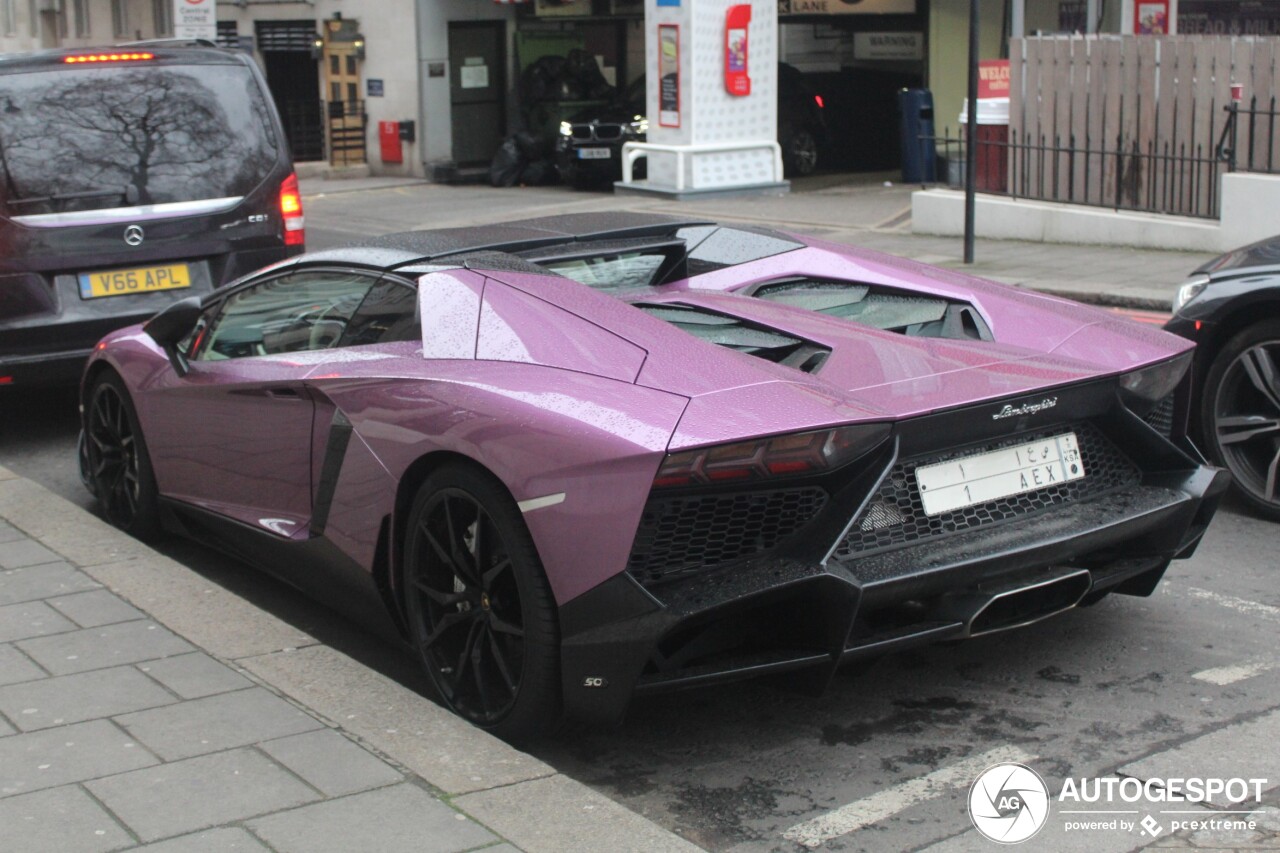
[968,762,1051,844]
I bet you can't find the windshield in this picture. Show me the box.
[0,62,279,216]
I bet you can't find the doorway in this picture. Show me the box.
[322,16,367,166]
[448,22,507,168]
[256,20,324,163]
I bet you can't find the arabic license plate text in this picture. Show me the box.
[915,432,1086,516]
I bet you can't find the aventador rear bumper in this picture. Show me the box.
[556,387,1230,725]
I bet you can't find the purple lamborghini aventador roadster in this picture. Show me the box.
[80,213,1229,738]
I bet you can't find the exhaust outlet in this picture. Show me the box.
[967,569,1093,637]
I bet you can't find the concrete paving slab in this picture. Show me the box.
[84,556,316,660]
[0,521,23,543]
[0,643,45,687]
[17,620,193,676]
[114,687,324,761]
[454,773,705,853]
[86,747,320,843]
[0,785,134,853]
[0,719,158,798]
[136,652,252,700]
[0,599,77,643]
[135,827,272,852]
[0,665,176,731]
[239,645,556,795]
[0,563,99,607]
[0,538,62,569]
[0,716,12,736]
[48,589,145,628]
[248,783,498,853]
[0,478,158,569]
[1119,708,1280,805]
[258,728,403,797]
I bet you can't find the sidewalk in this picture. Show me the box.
[298,172,1218,311]
[0,465,700,853]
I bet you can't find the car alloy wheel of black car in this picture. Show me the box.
[784,128,820,177]
[1201,319,1280,521]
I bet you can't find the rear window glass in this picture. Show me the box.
[541,252,667,292]
[0,62,279,216]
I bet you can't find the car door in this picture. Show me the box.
[144,267,381,537]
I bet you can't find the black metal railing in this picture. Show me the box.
[282,100,326,163]
[1217,98,1280,175]
[923,129,1223,220]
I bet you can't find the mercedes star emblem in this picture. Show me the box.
[123,225,145,247]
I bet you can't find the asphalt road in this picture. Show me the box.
[1,180,1272,852]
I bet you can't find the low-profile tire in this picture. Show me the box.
[84,373,161,538]
[1200,318,1280,522]
[783,128,819,177]
[402,464,562,740]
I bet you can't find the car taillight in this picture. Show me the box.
[280,172,305,247]
[64,53,154,63]
[653,424,888,489]
[814,95,825,109]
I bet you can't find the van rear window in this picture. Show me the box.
[0,63,279,217]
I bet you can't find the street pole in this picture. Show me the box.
[964,0,979,264]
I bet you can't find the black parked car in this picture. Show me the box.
[1165,235,1280,520]
[555,64,828,188]
[0,44,304,386]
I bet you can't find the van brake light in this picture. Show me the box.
[64,53,154,63]
[280,172,305,247]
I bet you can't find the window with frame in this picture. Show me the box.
[27,0,36,36]
[339,279,420,347]
[151,0,170,35]
[73,0,89,37]
[111,0,126,36]
[195,271,381,361]
[2,0,15,37]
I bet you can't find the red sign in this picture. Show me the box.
[977,60,1010,99]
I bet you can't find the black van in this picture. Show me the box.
[0,45,305,386]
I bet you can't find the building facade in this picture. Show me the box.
[3,0,1274,180]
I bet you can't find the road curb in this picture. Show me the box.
[0,466,703,853]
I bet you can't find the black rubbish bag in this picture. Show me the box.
[489,136,526,187]
[514,130,546,162]
[520,159,558,186]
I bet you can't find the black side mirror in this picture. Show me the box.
[142,296,204,377]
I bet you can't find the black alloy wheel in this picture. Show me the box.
[84,374,160,537]
[1202,319,1280,522]
[785,129,819,177]
[404,465,561,739]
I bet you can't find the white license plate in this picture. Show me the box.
[915,432,1086,517]
[577,147,612,160]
